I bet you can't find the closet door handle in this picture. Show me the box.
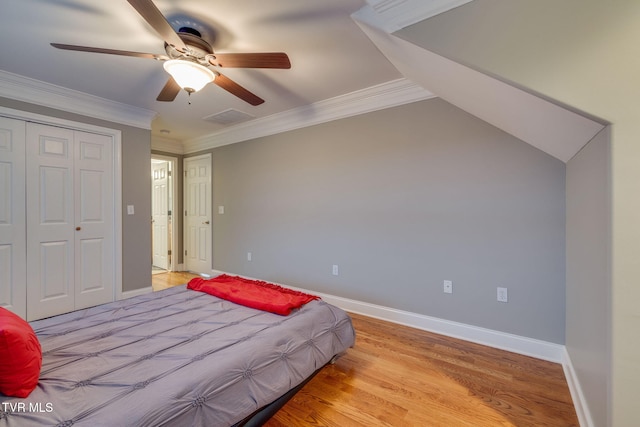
[203,221,210,225]
[76,227,81,231]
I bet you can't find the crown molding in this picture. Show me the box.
[0,70,156,130]
[354,0,474,33]
[183,78,434,153]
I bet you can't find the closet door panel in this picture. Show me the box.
[26,123,75,320]
[39,241,72,299]
[40,166,72,225]
[0,117,26,318]
[0,245,14,307]
[0,161,11,223]
[74,131,114,310]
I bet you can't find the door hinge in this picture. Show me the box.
[167,250,172,256]
[168,170,172,177]
[185,250,187,256]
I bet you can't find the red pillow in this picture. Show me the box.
[0,308,42,397]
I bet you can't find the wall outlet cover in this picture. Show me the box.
[497,287,508,302]
[444,280,453,294]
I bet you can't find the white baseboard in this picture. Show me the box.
[119,286,153,300]
[562,348,594,427]
[314,290,564,363]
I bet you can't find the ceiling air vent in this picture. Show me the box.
[202,109,255,125]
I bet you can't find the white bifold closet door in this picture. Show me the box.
[26,123,114,321]
[0,117,27,318]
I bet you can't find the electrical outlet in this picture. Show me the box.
[247,252,252,261]
[332,265,339,276]
[497,287,508,302]
[443,280,453,294]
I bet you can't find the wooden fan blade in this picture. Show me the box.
[51,43,167,60]
[156,77,181,102]
[213,74,264,106]
[209,53,291,69]
[126,0,186,51]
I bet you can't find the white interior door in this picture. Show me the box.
[26,123,76,320]
[184,154,211,274]
[152,161,168,270]
[26,124,114,321]
[73,130,114,311]
[0,117,26,318]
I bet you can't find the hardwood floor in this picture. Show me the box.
[151,271,199,291]
[152,272,578,426]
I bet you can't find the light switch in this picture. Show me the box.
[218,206,225,214]
[127,205,135,215]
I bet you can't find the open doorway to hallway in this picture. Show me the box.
[151,155,178,275]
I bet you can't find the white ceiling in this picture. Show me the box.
[0,0,420,144]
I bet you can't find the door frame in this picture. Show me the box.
[151,154,178,271]
[0,105,123,301]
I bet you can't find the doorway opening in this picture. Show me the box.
[151,155,178,274]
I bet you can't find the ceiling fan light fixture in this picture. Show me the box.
[163,59,215,93]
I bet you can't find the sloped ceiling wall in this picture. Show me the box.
[353,1,606,163]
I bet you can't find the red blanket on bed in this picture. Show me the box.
[187,274,320,315]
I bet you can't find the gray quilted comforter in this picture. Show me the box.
[0,285,355,426]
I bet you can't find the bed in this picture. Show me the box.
[0,280,355,426]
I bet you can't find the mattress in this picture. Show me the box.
[0,285,355,426]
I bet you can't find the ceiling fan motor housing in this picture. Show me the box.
[165,28,214,64]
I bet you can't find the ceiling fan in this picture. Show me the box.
[51,0,291,105]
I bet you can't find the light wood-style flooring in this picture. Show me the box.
[151,271,200,291]
[152,272,578,426]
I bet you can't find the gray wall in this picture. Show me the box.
[566,127,611,427]
[0,97,152,293]
[202,98,566,343]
